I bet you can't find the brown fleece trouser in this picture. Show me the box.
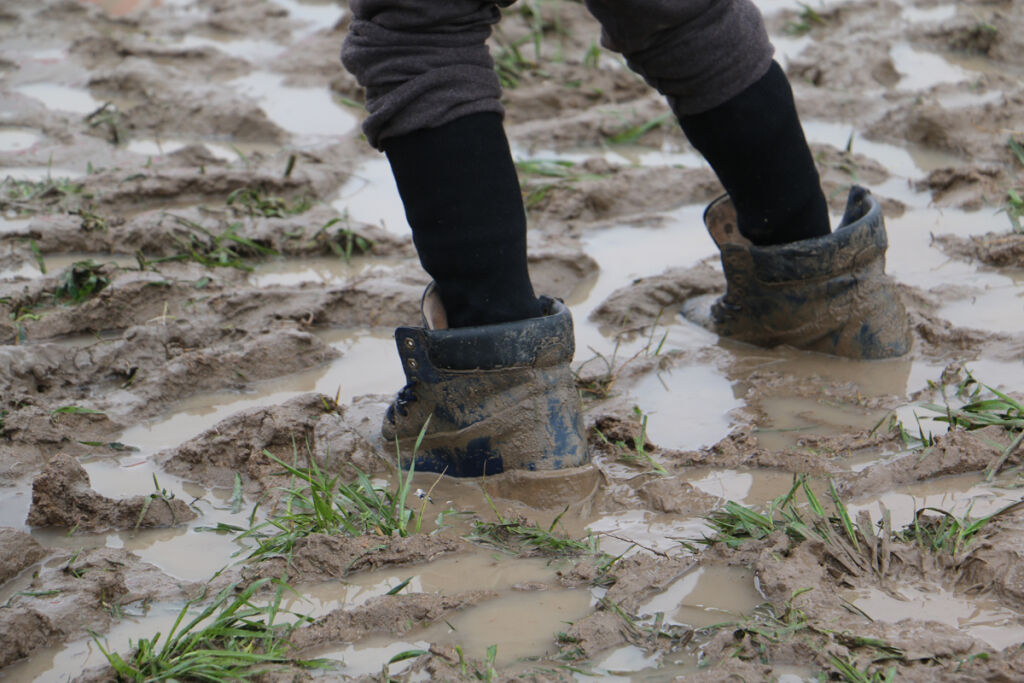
[341,0,775,149]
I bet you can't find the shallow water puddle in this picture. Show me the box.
[292,554,592,669]
[0,216,31,234]
[851,584,1024,650]
[280,554,571,617]
[179,35,286,63]
[803,120,960,180]
[65,460,253,580]
[0,128,39,153]
[0,166,83,183]
[228,72,357,138]
[0,607,183,683]
[431,587,592,664]
[628,363,741,451]
[890,44,973,92]
[755,396,889,452]
[123,136,263,163]
[639,565,763,628]
[118,329,401,455]
[848,472,1024,528]
[901,4,958,23]
[587,510,709,556]
[574,203,715,352]
[270,0,345,33]
[686,468,801,507]
[730,345,916,399]
[249,255,401,288]
[517,144,705,171]
[332,156,411,236]
[884,207,1024,333]
[12,83,102,115]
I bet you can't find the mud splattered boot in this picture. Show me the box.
[684,186,912,359]
[382,286,588,477]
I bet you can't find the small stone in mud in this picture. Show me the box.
[27,454,197,533]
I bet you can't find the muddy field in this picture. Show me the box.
[2,0,1024,680]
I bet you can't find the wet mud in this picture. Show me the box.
[2,0,1024,680]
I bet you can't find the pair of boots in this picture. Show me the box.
[384,186,912,477]
[380,61,911,477]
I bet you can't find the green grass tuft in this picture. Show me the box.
[93,577,328,682]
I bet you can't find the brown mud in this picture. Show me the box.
[2,0,1024,680]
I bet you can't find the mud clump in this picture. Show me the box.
[0,528,48,586]
[588,261,724,332]
[159,393,381,494]
[526,165,720,224]
[245,534,465,583]
[288,591,498,653]
[916,166,1011,211]
[27,454,197,532]
[1,546,193,669]
[839,428,1015,497]
[933,230,1024,269]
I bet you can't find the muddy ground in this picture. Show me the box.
[2,0,1024,680]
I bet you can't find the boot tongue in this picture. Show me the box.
[704,195,752,248]
[421,283,449,330]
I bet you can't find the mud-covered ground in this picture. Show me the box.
[2,0,1024,680]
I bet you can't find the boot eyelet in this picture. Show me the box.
[407,358,418,370]
[403,337,416,350]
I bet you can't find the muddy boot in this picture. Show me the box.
[684,186,912,359]
[382,286,588,477]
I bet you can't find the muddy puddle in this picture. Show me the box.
[3,0,1024,680]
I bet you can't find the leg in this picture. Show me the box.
[341,1,587,474]
[586,0,828,246]
[586,0,910,357]
[342,0,539,328]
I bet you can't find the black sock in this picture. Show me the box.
[676,61,830,246]
[383,113,541,328]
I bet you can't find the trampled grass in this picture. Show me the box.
[918,369,1024,479]
[93,578,328,682]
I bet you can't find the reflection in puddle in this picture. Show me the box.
[118,330,403,455]
[229,72,358,138]
[180,35,285,63]
[803,120,959,179]
[275,554,567,619]
[848,472,1023,528]
[640,565,763,628]
[902,4,957,23]
[687,468,797,506]
[0,166,82,182]
[852,584,1024,650]
[937,278,1024,334]
[935,89,1003,110]
[0,606,184,683]
[435,588,592,664]
[0,216,32,234]
[324,639,429,678]
[300,554,590,668]
[891,44,972,91]
[13,83,102,115]
[333,156,410,236]
[516,144,704,170]
[756,396,889,451]
[249,255,399,287]
[588,509,709,556]
[124,137,254,162]
[0,128,40,152]
[270,0,345,32]
[629,364,741,451]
